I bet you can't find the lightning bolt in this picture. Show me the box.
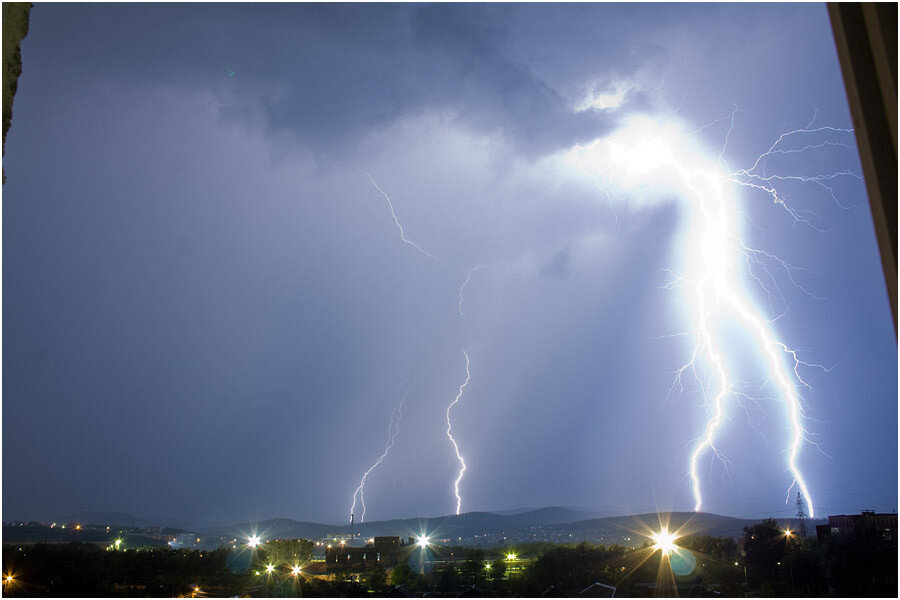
[447,350,471,515]
[365,171,440,261]
[355,174,485,518]
[570,106,857,519]
[458,265,486,317]
[350,379,412,523]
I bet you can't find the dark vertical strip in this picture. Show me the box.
[828,2,898,334]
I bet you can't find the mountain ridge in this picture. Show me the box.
[32,507,826,545]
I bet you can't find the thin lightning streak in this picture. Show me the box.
[350,379,412,523]
[365,171,440,261]
[458,265,486,317]
[447,350,471,515]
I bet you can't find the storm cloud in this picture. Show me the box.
[3,3,895,527]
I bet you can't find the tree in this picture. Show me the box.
[364,563,387,594]
[389,562,420,589]
[742,519,788,595]
[435,563,460,591]
[461,549,486,586]
[488,557,507,583]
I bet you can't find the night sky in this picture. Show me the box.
[3,3,896,528]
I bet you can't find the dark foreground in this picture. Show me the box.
[2,519,896,597]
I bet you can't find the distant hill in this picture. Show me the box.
[490,506,539,515]
[201,518,333,540]
[199,507,806,545]
[31,507,826,547]
[55,511,160,529]
[556,512,828,541]
[199,507,600,541]
[558,512,762,540]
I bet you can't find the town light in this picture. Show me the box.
[651,528,678,555]
[248,535,262,548]
[416,535,430,548]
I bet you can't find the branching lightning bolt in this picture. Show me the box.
[447,350,471,515]
[350,378,413,523]
[572,107,858,518]
[365,171,440,261]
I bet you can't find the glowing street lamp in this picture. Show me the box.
[247,535,262,548]
[291,565,302,577]
[265,564,275,575]
[416,535,430,549]
[506,553,517,561]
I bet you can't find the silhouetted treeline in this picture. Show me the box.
[3,520,896,597]
[2,542,249,597]
[363,521,896,597]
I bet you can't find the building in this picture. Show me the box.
[324,536,407,572]
[816,510,898,544]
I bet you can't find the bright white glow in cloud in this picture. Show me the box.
[575,81,636,112]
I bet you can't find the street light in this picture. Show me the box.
[265,564,275,575]
[651,528,678,555]
[291,565,302,577]
[248,535,262,548]
[415,535,431,575]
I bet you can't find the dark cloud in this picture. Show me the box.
[27,3,640,160]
